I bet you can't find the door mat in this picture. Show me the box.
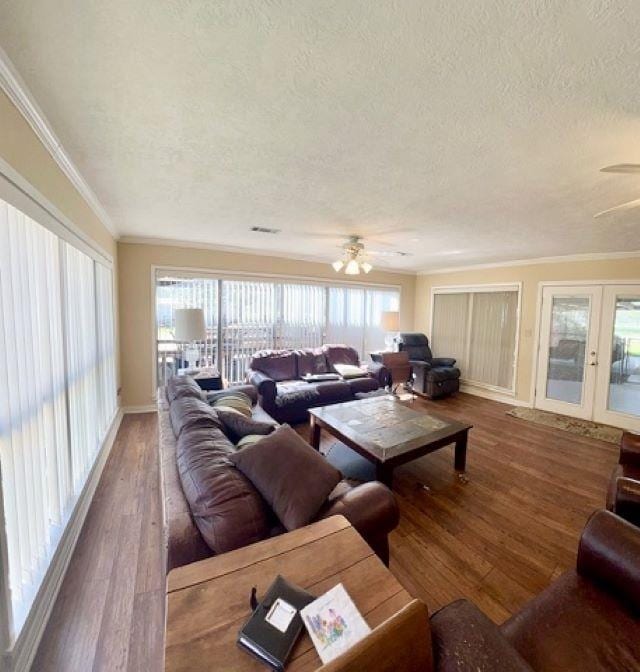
[505,407,623,444]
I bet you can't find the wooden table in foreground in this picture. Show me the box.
[309,395,472,488]
[165,516,411,672]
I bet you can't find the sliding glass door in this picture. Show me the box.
[535,284,640,431]
[155,272,400,385]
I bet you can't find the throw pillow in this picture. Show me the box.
[216,409,275,444]
[230,424,341,531]
[166,375,203,402]
[210,391,253,417]
[334,363,367,379]
[236,434,267,449]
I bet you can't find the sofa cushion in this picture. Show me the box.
[274,380,321,408]
[176,427,271,554]
[323,344,360,371]
[295,348,329,377]
[210,390,253,417]
[230,424,341,531]
[250,349,298,382]
[346,377,379,395]
[315,380,353,404]
[169,397,223,437]
[166,375,203,402]
[216,408,275,443]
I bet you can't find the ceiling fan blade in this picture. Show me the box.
[600,164,640,174]
[594,197,640,218]
[367,249,412,258]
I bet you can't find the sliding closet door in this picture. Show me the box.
[593,286,640,431]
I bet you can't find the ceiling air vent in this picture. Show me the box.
[250,226,281,234]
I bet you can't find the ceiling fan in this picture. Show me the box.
[595,164,640,218]
[329,234,412,275]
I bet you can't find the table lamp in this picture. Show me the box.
[380,311,400,351]
[174,308,206,369]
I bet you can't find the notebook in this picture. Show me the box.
[237,575,315,670]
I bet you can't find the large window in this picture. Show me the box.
[0,198,117,643]
[155,273,400,385]
[431,286,519,392]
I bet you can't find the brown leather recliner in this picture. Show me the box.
[606,430,640,526]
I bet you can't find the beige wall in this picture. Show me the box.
[118,241,416,407]
[415,257,640,403]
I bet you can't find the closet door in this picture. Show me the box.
[593,286,640,432]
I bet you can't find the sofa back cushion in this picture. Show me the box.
[176,427,271,554]
[399,333,433,363]
[295,348,329,377]
[167,375,203,402]
[323,345,360,372]
[169,397,223,437]
[250,349,298,382]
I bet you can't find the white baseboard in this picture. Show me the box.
[7,408,123,672]
[459,383,532,408]
[123,404,157,414]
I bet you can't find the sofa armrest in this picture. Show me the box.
[409,359,431,370]
[431,600,533,671]
[246,369,277,402]
[431,357,456,367]
[366,361,390,387]
[620,431,640,467]
[431,600,534,671]
[577,509,640,611]
[317,482,399,562]
[613,477,640,525]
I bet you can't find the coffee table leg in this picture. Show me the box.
[310,417,321,451]
[454,432,468,473]
[376,464,394,489]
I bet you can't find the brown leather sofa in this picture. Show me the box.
[158,375,399,571]
[606,430,640,526]
[246,344,388,423]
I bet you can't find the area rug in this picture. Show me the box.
[506,407,623,444]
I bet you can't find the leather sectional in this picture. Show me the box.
[158,375,399,571]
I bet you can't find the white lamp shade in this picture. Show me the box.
[174,308,206,341]
[380,310,400,331]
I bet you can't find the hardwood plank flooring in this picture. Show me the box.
[32,393,618,670]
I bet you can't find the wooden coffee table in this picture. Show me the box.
[165,516,411,671]
[309,396,472,488]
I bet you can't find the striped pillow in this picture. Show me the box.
[210,391,253,418]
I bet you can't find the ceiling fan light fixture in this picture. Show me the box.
[361,262,372,274]
[344,259,361,275]
[332,259,344,272]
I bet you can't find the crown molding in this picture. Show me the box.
[119,235,419,276]
[417,250,640,276]
[0,46,118,239]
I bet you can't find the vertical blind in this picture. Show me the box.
[0,198,117,642]
[432,288,519,391]
[156,274,400,384]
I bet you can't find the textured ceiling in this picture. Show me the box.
[1,0,640,271]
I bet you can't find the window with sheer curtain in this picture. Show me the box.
[0,198,117,642]
[156,273,400,384]
[432,287,519,392]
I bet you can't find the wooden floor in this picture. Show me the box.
[32,393,619,670]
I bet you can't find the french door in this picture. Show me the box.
[535,284,640,431]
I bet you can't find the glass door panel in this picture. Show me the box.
[545,297,589,405]
[594,287,640,431]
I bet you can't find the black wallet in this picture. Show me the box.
[237,575,315,671]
